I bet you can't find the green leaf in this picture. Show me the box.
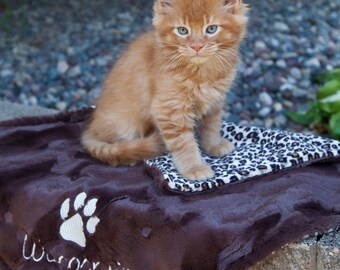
[329,112,340,140]
[317,79,340,100]
[319,91,340,114]
[319,100,340,114]
[315,68,340,83]
[287,102,325,126]
[286,111,314,125]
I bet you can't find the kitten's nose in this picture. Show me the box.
[191,43,204,53]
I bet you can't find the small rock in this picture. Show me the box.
[274,102,283,112]
[300,79,311,88]
[57,60,69,74]
[28,96,38,106]
[89,87,102,99]
[263,60,274,66]
[117,12,133,22]
[48,87,58,94]
[67,47,75,55]
[259,107,271,117]
[274,115,287,127]
[287,76,297,84]
[222,111,230,120]
[276,60,287,68]
[263,73,281,91]
[255,41,267,51]
[280,83,294,92]
[68,65,81,78]
[305,58,321,68]
[96,57,109,66]
[270,38,280,48]
[282,52,298,59]
[45,16,54,24]
[274,22,290,32]
[265,118,274,128]
[259,92,273,107]
[292,88,308,98]
[228,114,240,123]
[239,120,249,126]
[0,69,13,77]
[290,67,302,80]
[56,101,67,111]
[234,102,243,113]
[283,100,294,108]
[252,118,264,127]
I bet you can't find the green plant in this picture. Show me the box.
[287,68,340,140]
[0,1,27,33]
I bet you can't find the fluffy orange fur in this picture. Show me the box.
[82,0,248,180]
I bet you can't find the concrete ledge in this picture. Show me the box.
[1,101,339,269]
[0,101,57,121]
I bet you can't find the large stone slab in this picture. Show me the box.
[252,236,317,270]
[317,229,340,270]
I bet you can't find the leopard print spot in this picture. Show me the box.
[235,133,243,141]
[202,182,209,190]
[241,171,249,176]
[247,132,258,139]
[230,176,239,182]
[257,165,267,170]
[216,179,224,186]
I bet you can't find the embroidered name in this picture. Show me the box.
[22,234,129,270]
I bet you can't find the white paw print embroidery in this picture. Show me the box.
[59,192,100,248]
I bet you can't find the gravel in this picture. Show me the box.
[0,0,339,132]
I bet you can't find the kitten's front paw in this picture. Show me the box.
[181,164,214,181]
[205,140,235,157]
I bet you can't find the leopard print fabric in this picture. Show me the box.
[146,122,340,192]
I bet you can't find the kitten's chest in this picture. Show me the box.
[191,82,225,117]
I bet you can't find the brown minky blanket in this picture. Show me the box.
[0,108,339,270]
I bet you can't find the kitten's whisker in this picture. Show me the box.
[160,53,183,73]
[212,53,228,75]
[167,54,183,70]
[159,41,181,48]
[222,48,245,71]
[215,52,235,72]
[151,50,178,68]
[218,48,244,70]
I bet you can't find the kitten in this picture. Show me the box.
[82,0,248,181]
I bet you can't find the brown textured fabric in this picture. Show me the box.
[0,108,339,270]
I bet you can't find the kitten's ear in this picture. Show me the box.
[154,0,174,14]
[153,0,174,26]
[222,0,244,13]
[160,0,173,8]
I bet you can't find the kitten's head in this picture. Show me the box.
[153,0,248,65]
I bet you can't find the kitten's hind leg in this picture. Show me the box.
[199,108,234,157]
[81,111,165,166]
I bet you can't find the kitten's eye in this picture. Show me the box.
[176,27,189,36]
[206,25,219,35]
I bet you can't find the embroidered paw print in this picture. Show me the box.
[59,192,100,248]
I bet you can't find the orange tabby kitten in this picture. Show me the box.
[82,0,248,180]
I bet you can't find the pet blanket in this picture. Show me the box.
[0,108,339,270]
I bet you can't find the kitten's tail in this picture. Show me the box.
[81,132,165,166]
